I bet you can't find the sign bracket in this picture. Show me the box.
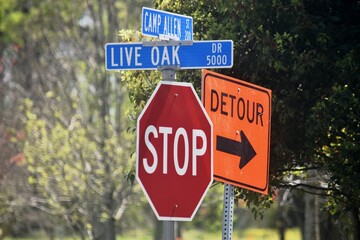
[158,65,180,81]
[142,40,193,47]
[159,34,180,41]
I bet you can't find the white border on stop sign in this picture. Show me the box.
[136,81,214,221]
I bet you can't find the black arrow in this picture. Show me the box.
[216,131,256,169]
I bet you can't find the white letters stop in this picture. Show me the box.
[143,125,207,176]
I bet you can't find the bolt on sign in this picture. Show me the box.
[202,70,271,194]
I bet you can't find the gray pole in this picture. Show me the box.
[159,65,179,240]
[222,183,235,240]
[162,221,174,240]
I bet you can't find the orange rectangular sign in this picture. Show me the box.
[202,70,271,194]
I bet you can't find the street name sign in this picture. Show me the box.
[136,81,213,221]
[202,70,271,194]
[142,7,193,40]
[105,40,233,70]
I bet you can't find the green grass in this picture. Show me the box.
[116,229,153,240]
[5,228,301,240]
[183,228,301,240]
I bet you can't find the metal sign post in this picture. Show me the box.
[162,221,175,240]
[222,183,235,240]
[159,65,177,240]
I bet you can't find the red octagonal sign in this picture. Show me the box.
[136,81,213,221]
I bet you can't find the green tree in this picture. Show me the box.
[1,0,151,239]
[310,82,360,239]
[1,2,29,238]
[23,97,135,239]
[119,0,360,238]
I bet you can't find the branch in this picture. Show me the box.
[272,165,321,174]
[278,182,337,193]
[113,198,128,220]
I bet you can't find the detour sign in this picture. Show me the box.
[202,70,271,194]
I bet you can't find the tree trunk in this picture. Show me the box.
[91,216,116,240]
[104,217,116,240]
[277,189,287,240]
[314,195,320,240]
[304,192,314,240]
[279,224,285,240]
[352,207,360,240]
[175,222,183,240]
[153,219,162,240]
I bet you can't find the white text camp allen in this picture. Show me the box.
[143,11,185,39]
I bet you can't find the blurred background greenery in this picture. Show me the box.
[1,0,359,239]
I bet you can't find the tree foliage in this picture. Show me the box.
[22,97,134,238]
[117,0,360,237]
[310,82,360,236]
[1,0,151,239]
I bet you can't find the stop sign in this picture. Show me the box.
[136,81,213,221]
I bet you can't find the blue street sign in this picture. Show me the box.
[142,7,193,41]
[105,41,233,70]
